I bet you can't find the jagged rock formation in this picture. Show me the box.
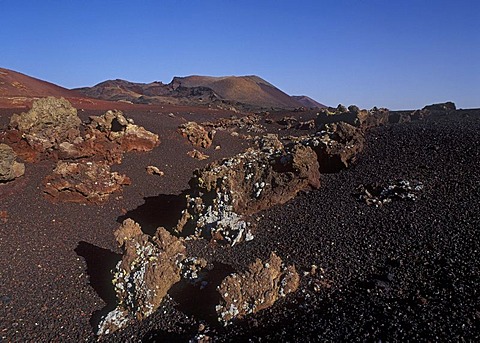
[97,219,186,335]
[179,122,215,149]
[0,144,25,182]
[216,252,299,324]
[9,97,81,154]
[175,135,320,244]
[43,161,131,203]
[5,99,159,164]
[411,101,457,120]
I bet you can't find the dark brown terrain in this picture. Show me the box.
[0,69,478,342]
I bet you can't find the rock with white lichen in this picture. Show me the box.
[216,252,300,324]
[97,219,186,335]
[43,160,131,203]
[175,134,320,244]
[0,143,25,181]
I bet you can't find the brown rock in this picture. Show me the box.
[43,160,131,204]
[9,97,81,151]
[0,143,25,181]
[216,252,300,324]
[304,122,365,172]
[146,165,164,176]
[179,122,215,148]
[187,149,209,160]
[97,219,186,335]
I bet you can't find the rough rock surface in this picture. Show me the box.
[43,160,131,203]
[9,97,81,151]
[216,252,299,324]
[302,121,365,172]
[179,122,215,149]
[0,143,25,181]
[62,110,160,164]
[187,149,209,160]
[97,219,186,335]
[411,101,456,120]
[146,165,164,176]
[175,135,320,244]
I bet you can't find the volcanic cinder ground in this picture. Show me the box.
[0,98,479,342]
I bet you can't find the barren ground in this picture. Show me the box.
[0,106,479,342]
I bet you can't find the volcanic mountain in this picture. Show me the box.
[75,75,324,110]
[0,67,82,107]
[292,95,326,108]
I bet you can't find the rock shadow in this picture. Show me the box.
[75,241,121,332]
[169,262,236,325]
[117,191,189,236]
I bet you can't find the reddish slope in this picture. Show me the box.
[172,75,304,109]
[0,67,81,98]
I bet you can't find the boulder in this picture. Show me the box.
[43,160,131,203]
[97,219,186,335]
[216,252,299,324]
[0,144,25,181]
[9,97,81,151]
[179,122,215,149]
[187,149,209,160]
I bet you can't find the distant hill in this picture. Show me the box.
[76,75,325,110]
[171,75,303,109]
[292,95,326,109]
[0,67,80,99]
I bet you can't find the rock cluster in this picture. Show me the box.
[97,219,186,335]
[43,161,131,204]
[179,122,215,149]
[0,143,25,182]
[216,252,299,324]
[175,135,320,244]
[5,98,159,202]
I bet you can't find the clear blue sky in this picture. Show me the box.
[1,0,479,109]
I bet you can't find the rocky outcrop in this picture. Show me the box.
[97,219,186,335]
[175,135,320,244]
[179,122,215,149]
[301,121,365,173]
[412,102,456,120]
[43,161,131,204]
[87,110,159,153]
[216,252,299,324]
[6,99,159,164]
[9,97,81,151]
[59,110,160,164]
[0,144,25,182]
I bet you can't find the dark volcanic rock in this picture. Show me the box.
[0,143,25,182]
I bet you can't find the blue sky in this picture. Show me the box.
[1,0,479,109]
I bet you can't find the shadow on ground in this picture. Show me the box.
[117,191,189,235]
[75,241,121,332]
